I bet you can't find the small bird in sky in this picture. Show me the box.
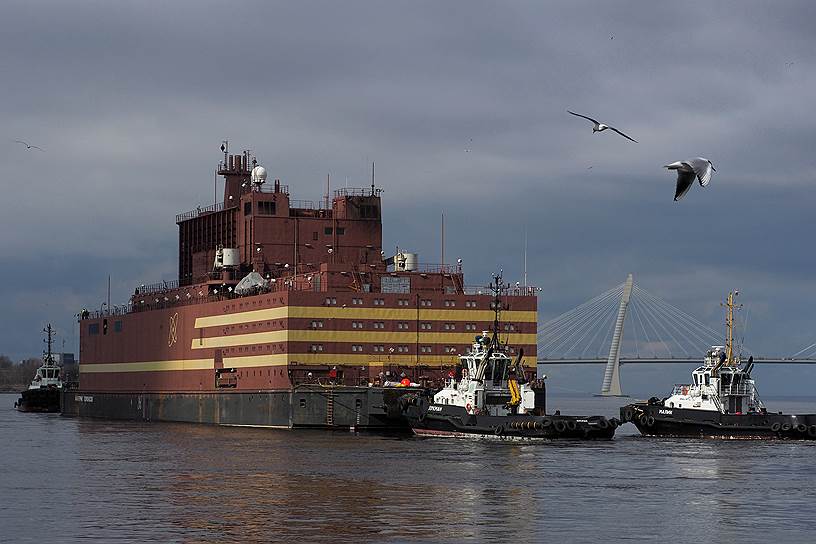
[567,111,638,143]
[664,157,716,201]
[13,140,44,151]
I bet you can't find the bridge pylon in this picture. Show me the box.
[598,274,632,397]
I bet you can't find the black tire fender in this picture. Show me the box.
[566,419,577,431]
[808,425,816,437]
[639,414,649,426]
[781,423,792,432]
[796,423,808,433]
[494,424,504,436]
[624,408,634,422]
[646,416,655,427]
[597,417,609,429]
[771,422,781,432]
[554,420,566,433]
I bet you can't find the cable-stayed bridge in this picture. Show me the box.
[536,274,816,396]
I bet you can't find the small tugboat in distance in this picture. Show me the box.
[621,291,816,439]
[401,273,620,440]
[15,324,63,413]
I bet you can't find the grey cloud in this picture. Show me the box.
[0,1,814,393]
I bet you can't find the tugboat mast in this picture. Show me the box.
[723,291,742,365]
[43,324,55,365]
[489,271,509,349]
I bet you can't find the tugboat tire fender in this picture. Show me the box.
[781,423,792,432]
[771,422,781,432]
[623,408,634,422]
[554,420,566,433]
[639,414,649,426]
[494,424,504,436]
[566,420,577,431]
[808,425,816,437]
[645,416,655,427]
[796,423,808,433]
[597,417,609,429]
[541,418,552,427]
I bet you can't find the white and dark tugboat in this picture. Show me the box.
[401,274,619,440]
[621,291,816,439]
[15,324,63,413]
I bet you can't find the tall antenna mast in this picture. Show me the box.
[523,227,528,288]
[43,324,54,364]
[325,173,330,210]
[371,161,375,196]
[440,211,445,267]
[722,290,742,365]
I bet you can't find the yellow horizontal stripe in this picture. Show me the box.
[192,330,536,350]
[289,330,537,344]
[80,359,213,373]
[194,305,536,329]
[288,307,536,322]
[223,354,289,368]
[192,330,289,349]
[195,306,289,328]
[78,354,537,372]
[281,354,539,367]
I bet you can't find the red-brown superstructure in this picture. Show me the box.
[65,148,538,429]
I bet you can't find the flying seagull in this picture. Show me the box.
[665,157,716,201]
[567,110,638,143]
[13,140,44,151]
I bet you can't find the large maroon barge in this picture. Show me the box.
[63,147,538,429]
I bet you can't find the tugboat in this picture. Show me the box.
[621,291,816,439]
[401,274,620,440]
[15,324,63,413]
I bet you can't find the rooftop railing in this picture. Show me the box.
[176,201,232,223]
[333,187,382,198]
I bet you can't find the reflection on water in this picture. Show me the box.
[2,393,816,543]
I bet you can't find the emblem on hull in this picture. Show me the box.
[168,312,179,347]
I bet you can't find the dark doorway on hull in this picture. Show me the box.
[727,396,743,414]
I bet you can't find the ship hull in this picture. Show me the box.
[61,386,415,431]
[402,399,617,440]
[16,388,61,413]
[621,402,816,440]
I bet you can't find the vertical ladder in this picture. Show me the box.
[326,389,334,427]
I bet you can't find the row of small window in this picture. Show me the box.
[348,298,386,306]
[318,227,345,237]
[342,345,460,354]
[88,320,123,335]
[328,298,479,308]
[313,320,485,331]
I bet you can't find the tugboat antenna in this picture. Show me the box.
[722,291,743,365]
[490,271,507,349]
[43,324,54,364]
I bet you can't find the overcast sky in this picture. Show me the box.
[1,1,814,393]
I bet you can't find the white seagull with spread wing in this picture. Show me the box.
[665,157,716,201]
[567,110,638,143]
[13,140,44,151]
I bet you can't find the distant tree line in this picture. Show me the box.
[0,355,43,392]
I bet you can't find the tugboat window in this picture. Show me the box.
[704,375,710,386]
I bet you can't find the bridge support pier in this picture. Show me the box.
[599,274,632,396]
